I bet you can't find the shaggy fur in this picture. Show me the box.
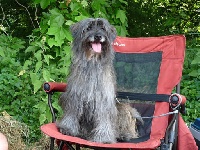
[116,103,143,141]
[57,18,142,143]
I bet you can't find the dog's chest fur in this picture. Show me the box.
[66,59,116,112]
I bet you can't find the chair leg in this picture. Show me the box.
[50,137,55,150]
[65,142,76,150]
[58,141,64,150]
[76,144,80,150]
[172,114,179,150]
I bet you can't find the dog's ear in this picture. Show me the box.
[109,25,117,42]
[70,22,80,38]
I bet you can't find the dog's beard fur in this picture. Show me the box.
[57,18,142,143]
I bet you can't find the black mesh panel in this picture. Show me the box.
[114,52,162,142]
[114,52,162,94]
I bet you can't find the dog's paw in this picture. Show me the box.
[57,125,79,136]
[89,135,116,144]
[117,133,137,142]
[59,127,69,135]
[56,118,80,136]
[89,129,116,143]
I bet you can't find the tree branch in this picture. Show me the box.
[15,0,36,29]
[0,3,5,25]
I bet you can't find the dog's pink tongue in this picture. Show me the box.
[92,43,101,53]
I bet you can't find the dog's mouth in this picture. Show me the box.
[89,34,106,53]
[91,42,102,53]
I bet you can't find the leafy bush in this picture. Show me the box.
[182,33,200,123]
[0,34,41,141]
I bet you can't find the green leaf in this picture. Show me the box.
[30,72,43,94]
[33,0,41,4]
[49,9,65,27]
[0,46,5,57]
[75,15,89,22]
[70,2,81,11]
[39,114,46,124]
[116,10,126,24]
[35,50,42,61]
[43,69,50,82]
[52,101,63,114]
[46,109,52,122]
[23,60,32,70]
[188,70,198,77]
[91,0,106,11]
[44,54,54,65]
[55,27,66,41]
[65,20,75,26]
[40,0,50,9]
[55,38,64,47]
[34,101,47,113]
[63,46,72,56]
[116,26,127,36]
[47,27,70,46]
[47,26,60,35]
[191,56,200,65]
[47,38,58,47]
[25,46,38,53]
[197,26,200,32]
[35,61,42,73]
[61,27,72,41]
[119,0,128,5]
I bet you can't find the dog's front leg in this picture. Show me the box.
[89,110,117,143]
[56,112,80,137]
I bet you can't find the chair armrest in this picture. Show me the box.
[43,82,67,93]
[179,94,186,114]
[170,93,187,114]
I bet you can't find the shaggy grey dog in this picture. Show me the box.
[57,18,141,143]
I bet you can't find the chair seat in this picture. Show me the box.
[41,123,161,149]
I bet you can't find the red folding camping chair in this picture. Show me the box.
[41,35,198,150]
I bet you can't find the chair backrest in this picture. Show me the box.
[113,35,185,95]
[113,35,186,140]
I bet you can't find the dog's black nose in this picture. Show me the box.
[94,34,102,41]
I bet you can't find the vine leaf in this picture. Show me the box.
[40,0,50,9]
[116,10,126,24]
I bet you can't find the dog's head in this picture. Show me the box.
[70,18,117,60]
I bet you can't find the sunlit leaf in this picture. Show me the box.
[40,0,50,9]
[43,69,50,82]
[30,72,43,94]
[0,46,5,57]
[116,10,126,24]
[35,61,42,73]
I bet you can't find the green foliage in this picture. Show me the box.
[127,0,199,37]
[182,33,200,123]
[0,34,45,142]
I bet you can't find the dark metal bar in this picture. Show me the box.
[58,141,64,150]
[176,83,180,94]
[47,92,56,123]
[76,144,81,150]
[65,142,76,150]
[50,137,55,150]
[172,114,179,150]
[47,92,56,150]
